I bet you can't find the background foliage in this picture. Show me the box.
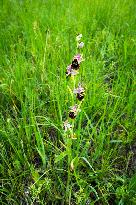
[0,0,136,204]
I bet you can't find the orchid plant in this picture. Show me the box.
[63,34,85,135]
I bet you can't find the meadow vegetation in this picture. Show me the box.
[0,0,136,204]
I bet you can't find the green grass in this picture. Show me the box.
[0,0,136,204]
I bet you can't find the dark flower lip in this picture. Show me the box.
[77,92,85,101]
[69,111,76,119]
[71,59,80,70]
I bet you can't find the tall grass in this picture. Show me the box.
[0,0,136,204]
